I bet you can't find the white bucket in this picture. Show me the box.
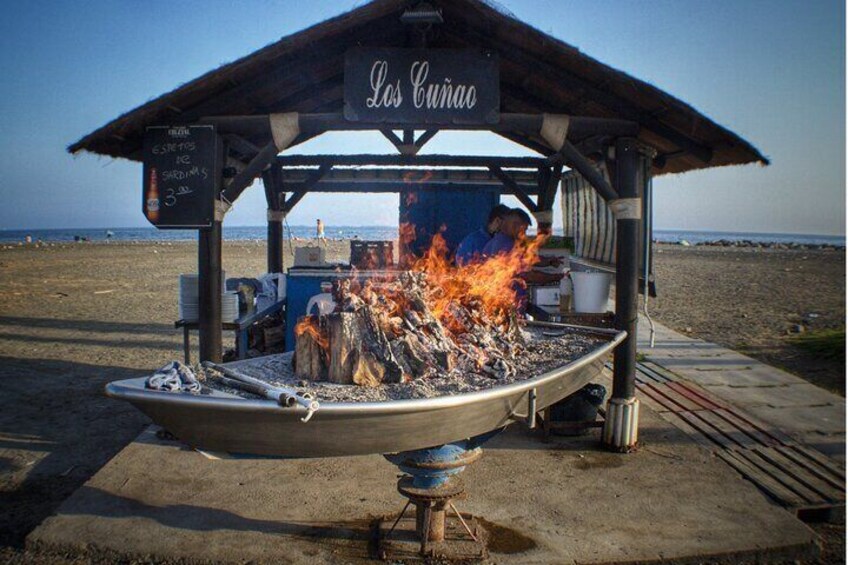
[571,271,611,313]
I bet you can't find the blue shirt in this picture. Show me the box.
[455,228,491,266]
[481,233,527,311]
[481,232,515,257]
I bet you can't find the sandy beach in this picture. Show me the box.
[649,244,845,395]
[0,239,844,562]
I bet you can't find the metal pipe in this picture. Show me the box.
[527,388,537,429]
[612,138,640,400]
[203,361,319,416]
[641,158,656,348]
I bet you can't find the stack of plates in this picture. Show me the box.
[178,273,231,322]
[222,291,239,322]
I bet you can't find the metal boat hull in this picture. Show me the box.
[105,326,624,458]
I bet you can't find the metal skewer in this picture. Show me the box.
[202,361,319,422]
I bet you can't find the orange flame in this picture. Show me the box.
[294,315,328,350]
[411,230,548,330]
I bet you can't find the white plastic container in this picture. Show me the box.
[294,246,326,267]
[571,271,611,313]
[305,293,336,316]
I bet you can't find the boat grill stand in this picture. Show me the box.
[377,434,500,560]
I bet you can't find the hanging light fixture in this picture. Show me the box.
[400,2,444,25]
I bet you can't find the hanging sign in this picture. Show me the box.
[142,125,220,229]
[344,48,499,125]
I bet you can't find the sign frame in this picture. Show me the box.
[344,47,500,125]
[142,124,222,230]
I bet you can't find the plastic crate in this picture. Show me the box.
[350,240,393,269]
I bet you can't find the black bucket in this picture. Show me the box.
[548,383,607,436]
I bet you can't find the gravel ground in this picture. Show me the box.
[0,240,843,563]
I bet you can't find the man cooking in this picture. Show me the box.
[454,203,511,266]
[482,208,563,311]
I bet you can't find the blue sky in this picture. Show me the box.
[0,0,844,235]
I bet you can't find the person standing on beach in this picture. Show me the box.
[316,219,325,242]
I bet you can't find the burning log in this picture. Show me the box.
[294,315,328,380]
[295,273,523,385]
[327,309,404,386]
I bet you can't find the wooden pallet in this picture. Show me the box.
[635,361,845,521]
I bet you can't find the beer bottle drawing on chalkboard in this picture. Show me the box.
[146,168,160,223]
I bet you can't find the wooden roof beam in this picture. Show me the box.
[275,153,548,168]
[202,112,635,140]
[279,166,539,187]
[488,165,539,212]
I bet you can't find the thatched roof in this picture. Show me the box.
[68,0,768,176]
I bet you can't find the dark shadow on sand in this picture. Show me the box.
[65,485,374,545]
[0,316,174,335]
[0,357,150,549]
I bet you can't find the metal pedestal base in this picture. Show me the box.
[375,505,487,561]
[378,434,500,560]
[602,396,640,452]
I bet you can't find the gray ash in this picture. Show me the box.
[202,327,607,403]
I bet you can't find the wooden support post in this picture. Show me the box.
[198,217,223,363]
[603,137,642,452]
[266,213,284,274]
[262,168,284,274]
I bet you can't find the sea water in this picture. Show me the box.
[0,226,844,247]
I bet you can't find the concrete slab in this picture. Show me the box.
[796,432,847,463]
[638,316,845,451]
[746,403,846,436]
[671,366,813,388]
[28,406,817,564]
[703,383,842,409]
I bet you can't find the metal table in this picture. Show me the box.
[174,300,285,363]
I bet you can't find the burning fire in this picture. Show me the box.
[294,227,548,379]
[411,230,547,330]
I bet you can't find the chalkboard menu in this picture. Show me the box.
[142,125,221,228]
[344,48,499,125]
